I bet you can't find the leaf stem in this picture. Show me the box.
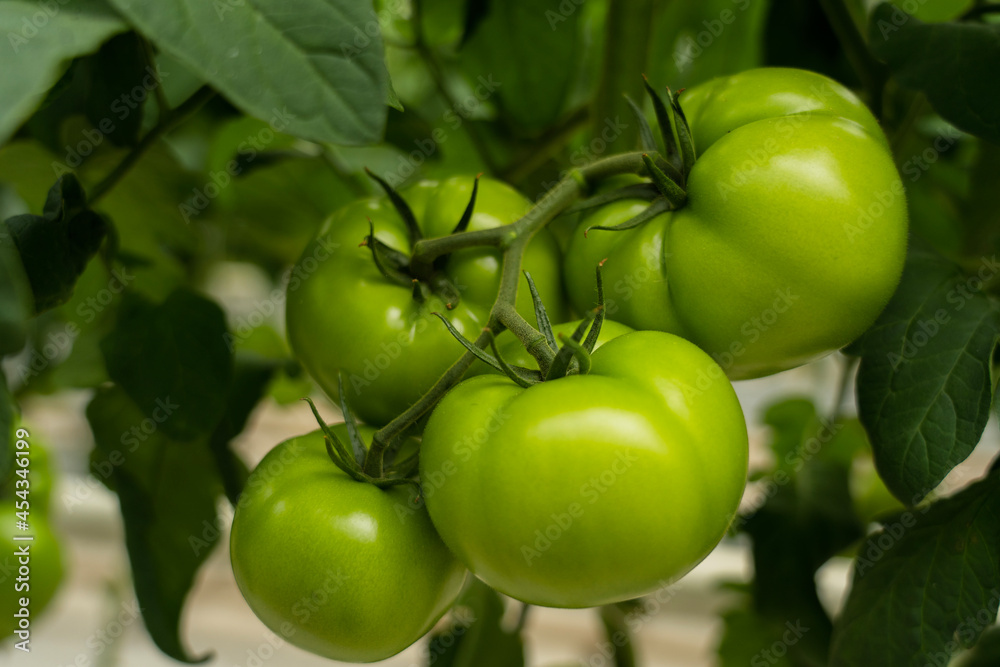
[599,604,637,667]
[89,86,215,204]
[369,151,647,457]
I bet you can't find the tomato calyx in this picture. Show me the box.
[361,171,485,310]
[437,263,609,385]
[578,77,699,238]
[302,376,417,489]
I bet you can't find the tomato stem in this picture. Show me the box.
[370,151,648,454]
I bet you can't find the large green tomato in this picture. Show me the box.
[287,176,566,426]
[420,330,748,608]
[0,506,64,639]
[565,68,908,379]
[230,426,466,663]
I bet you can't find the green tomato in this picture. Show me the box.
[470,318,635,375]
[420,330,748,608]
[287,176,566,426]
[564,68,908,379]
[0,506,64,639]
[230,425,466,663]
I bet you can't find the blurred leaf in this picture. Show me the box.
[829,470,1000,667]
[428,579,524,667]
[460,0,580,133]
[3,174,107,312]
[107,0,389,145]
[101,289,233,441]
[0,139,196,300]
[647,0,770,90]
[155,49,205,111]
[83,32,149,146]
[869,3,1000,143]
[86,385,221,663]
[848,249,1000,505]
[763,0,858,87]
[0,0,127,145]
[0,227,32,356]
[888,0,973,23]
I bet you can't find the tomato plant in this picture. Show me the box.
[421,330,748,608]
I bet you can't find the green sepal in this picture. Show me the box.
[641,154,687,208]
[582,262,607,354]
[432,313,504,371]
[625,94,659,152]
[362,219,412,287]
[523,271,558,352]
[585,197,672,236]
[302,397,367,482]
[337,374,367,468]
[564,183,661,216]
[451,174,481,235]
[669,88,697,178]
[642,74,682,174]
[557,332,592,375]
[546,316,594,380]
[489,336,539,388]
[365,167,423,247]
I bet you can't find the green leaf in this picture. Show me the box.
[829,470,1000,667]
[86,386,221,664]
[428,579,524,667]
[0,227,31,356]
[849,250,1000,505]
[0,0,128,145]
[460,0,580,132]
[4,174,108,313]
[106,0,389,145]
[869,2,1000,143]
[100,288,233,441]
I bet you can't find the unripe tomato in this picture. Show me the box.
[230,426,466,663]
